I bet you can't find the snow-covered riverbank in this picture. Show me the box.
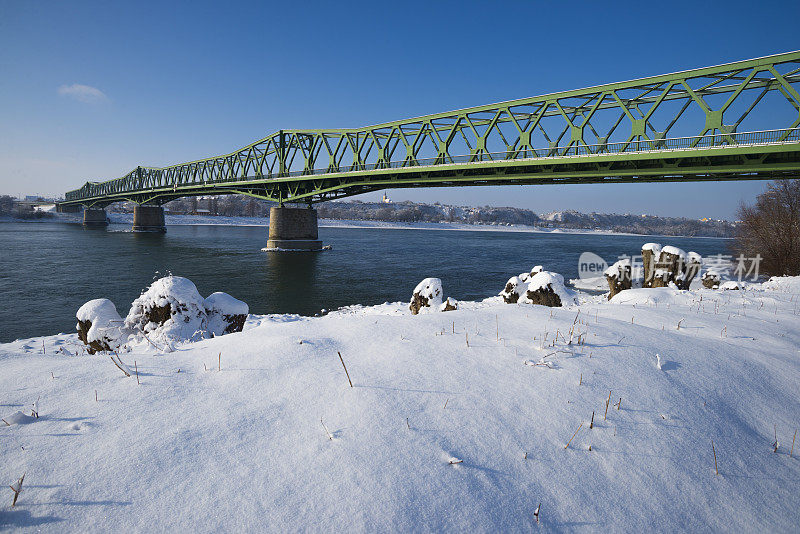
[1,276,798,532]
[15,212,731,240]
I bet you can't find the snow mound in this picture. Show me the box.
[409,278,444,314]
[761,275,800,293]
[720,281,742,290]
[610,287,696,306]
[205,292,249,336]
[125,276,209,345]
[2,410,36,425]
[76,298,126,353]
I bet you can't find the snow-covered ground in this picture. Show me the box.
[2,277,799,532]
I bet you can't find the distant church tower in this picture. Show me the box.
[382,192,391,204]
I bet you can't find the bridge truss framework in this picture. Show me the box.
[63,51,800,208]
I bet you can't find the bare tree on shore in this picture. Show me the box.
[733,179,800,276]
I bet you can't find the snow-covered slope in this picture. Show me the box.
[1,280,799,532]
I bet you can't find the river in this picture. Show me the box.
[0,220,731,342]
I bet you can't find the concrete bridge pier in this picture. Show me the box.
[266,206,322,250]
[132,205,166,233]
[83,208,109,227]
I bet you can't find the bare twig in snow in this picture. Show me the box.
[712,440,719,475]
[320,419,333,440]
[534,503,541,523]
[337,351,353,388]
[110,354,131,377]
[564,422,583,449]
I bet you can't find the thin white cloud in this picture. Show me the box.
[57,83,108,103]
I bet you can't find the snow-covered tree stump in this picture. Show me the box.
[409,278,444,315]
[604,259,632,300]
[641,243,662,288]
[702,270,721,289]
[500,276,524,304]
[76,299,126,354]
[205,292,249,335]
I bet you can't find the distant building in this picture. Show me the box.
[382,192,391,203]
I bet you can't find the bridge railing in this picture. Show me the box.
[64,127,800,202]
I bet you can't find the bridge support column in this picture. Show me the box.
[132,205,166,233]
[83,208,108,227]
[266,206,322,251]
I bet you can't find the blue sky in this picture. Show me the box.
[1,0,798,219]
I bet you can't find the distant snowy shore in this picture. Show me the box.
[10,211,732,240]
[1,274,798,531]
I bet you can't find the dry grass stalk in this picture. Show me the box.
[218,352,221,371]
[711,440,719,475]
[617,397,622,410]
[604,391,612,420]
[110,354,131,377]
[9,473,24,507]
[337,351,353,387]
[95,390,98,402]
[590,411,595,429]
[534,503,541,523]
[135,361,140,385]
[466,332,469,347]
[578,373,582,386]
[320,419,333,440]
[406,417,410,430]
[773,425,779,453]
[791,429,796,457]
[443,398,449,409]
[564,422,583,449]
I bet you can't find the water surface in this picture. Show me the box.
[0,221,730,341]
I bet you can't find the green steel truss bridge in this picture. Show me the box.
[63,51,800,208]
